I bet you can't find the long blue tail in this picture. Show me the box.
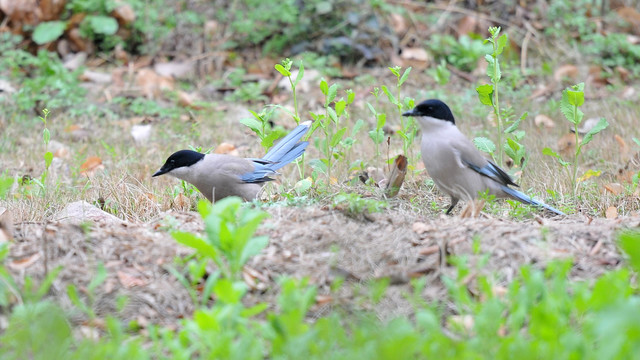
[241,121,311,183]
[262,121,311,163]
[500,186,565,216]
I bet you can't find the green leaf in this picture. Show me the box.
[366,102,377,116]
[88,15,118,35]
[388,66,400,77]
[327,107,338,123]
[581,117,609,147]
[275,64,291,77]
[504,118,522,134]
[567,90,584,107]
[376,113,386,129]
[619,231,640,273]
[346,89,355,104]
[495,33,508,55]
[542,147,570,166]
[633,137,640,147]
[335,100,346,117]
[330,127,347,147]
[239,117,263,136]
[399,67,412,87]
[44,152,53,170]
[352,118,364,136]
[485,55,501,82]
[240,235,269,266]
[213,279,246,304]
[294,178,312,195]
[293,62,304,86]
[172,231,218,259]
[0,176,14,199]
[87,263,107,294]
[381,85,397,105]
[506,137,521,152]
[473,137,496,154]
[261,129,286,149]
[43,128,50,145]
[327,83,338,105]
[369,129,384,144]
[241,303,268,318]
[560,89,583,124]
[476,84,494,106]
[32,21,66,45]
[319,78,328,95]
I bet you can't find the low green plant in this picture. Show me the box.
[66,263,108,320]
[0,172,14,200]
[240,107,287,154]
[274,58,303,123]
[543,83,608,197]
[309,79,356,182]
[382,66,415,157]
[2,47,87,113]
[332,192,388,216]
[427,59,451,85]
[475,27,528,170]
[366,96,387,168]
[172,197,269,281]
[427,34,491,72]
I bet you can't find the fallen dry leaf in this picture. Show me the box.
[80,156,104,177]
[412,222,432,235]
[449,314,474,332]
[131,124,152,145]
[616,66,631,83]
[204,20,219,37]
[418,245,440,256]
[112,2,136,25]
[173,193,190,211]
[621,86,636,99]
[558,133,578,158]
[177,91,204,110]
[534,114,555,129]
[9,253,41,270]
[604,183,624,196]
[614,135,629,159]
[154,61,194,79]
[577,118,604,135]
[81,70,112,84]
[456,15,477,36]
[117,270,148,288]
[315,295,333,305]
[605,206,618,219]
[214,143,236,154]
[554,64,579,82]
[400,47,430,69]
[135,68,174,99]
[389,13,407,34]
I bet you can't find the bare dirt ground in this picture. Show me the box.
[6,203,637,328]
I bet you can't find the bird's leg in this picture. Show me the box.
[445,198,459,215]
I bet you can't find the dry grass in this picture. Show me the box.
[2,54,640,329]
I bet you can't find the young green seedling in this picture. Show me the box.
[543,83,609,197]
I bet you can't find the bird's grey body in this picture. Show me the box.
[167,154,262,201]
[154,121,311,202]
[404,99,563,215]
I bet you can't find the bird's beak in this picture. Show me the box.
[402,109,416,117]
[152,168,168,177]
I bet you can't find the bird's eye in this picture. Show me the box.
[170,159,175,163]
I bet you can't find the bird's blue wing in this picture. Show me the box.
[463,159,518,187]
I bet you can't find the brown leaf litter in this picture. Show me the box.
[5,205,638,328]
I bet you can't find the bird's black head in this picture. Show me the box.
[402,99,455,124]
[152,150,204,177]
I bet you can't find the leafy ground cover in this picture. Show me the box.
[1,0,640,358]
